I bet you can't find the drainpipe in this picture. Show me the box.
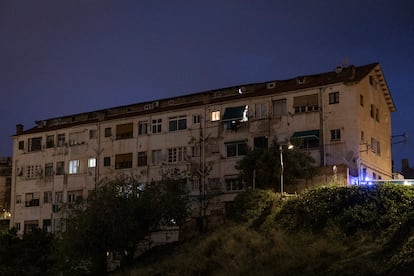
[319,88,326,167]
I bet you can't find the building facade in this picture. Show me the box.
[0,157,12,231]
[10,63,395,234]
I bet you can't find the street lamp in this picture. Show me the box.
[279,142,294,195]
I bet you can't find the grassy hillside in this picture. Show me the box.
[120,185,414,275]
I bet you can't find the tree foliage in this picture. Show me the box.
[55,172,190,275]
[0,228,54,275]
[236,138,317,191]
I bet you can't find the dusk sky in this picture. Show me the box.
[1,1,413,171]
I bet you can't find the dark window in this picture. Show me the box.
[18,141,24,150]
[104,128,112,137]
[28,137,42,152]
[360,95,364,106]
[328,92,340,104]
[56,161,65,175]
[375,108,380,122]
[330,129,341,141]
[137,151,147,166]
[45,163,54,177]
[116,123,133,139]
[103,157,111,167]
[115,153,132,169]
[225,178,243,191]
[254,136,268,149]
[46,135,54,148]
[226,141,248,157]
[89,129,97,139]
[370,104,375,118]
[169,116,187,131]
[25,193,40,207]
[193,115,201,124]
[138,121,148,135]
[152,119,162,133]
[273,99,287,116]
[57,134,65,147]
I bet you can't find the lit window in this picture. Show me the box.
[88,158,96,168]
[211,111,220,122]
[69,160,80,174]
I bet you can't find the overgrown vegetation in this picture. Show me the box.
[126,185,414,275]
[236,138,317,190]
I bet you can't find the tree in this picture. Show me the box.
[0,228,54,275]
[236,138,317,191]
[55,172,190,275]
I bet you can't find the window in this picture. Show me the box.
[24,220,39,233]
[192,146,201,157]
[104,127,112,137]
[16,195,22,204]
[46,135,54,148]
[373,172,377,179]
[330,129,341,141]
[273,99,287,117]
[115,153,133,169]
[329,92,340,104]
[152,149,162,165]
[57,134,65,147]
[169,116,187,131]
[25,192,40,207]
[103,157,111,167]
[28,137,42,152]
[291,130,320,149]
[207,178,221,192]
[152,119,162,133]
[375,108,380,122]
[43,219,52,233]
[255,102,268,119]
[254,136,268,149]
[222,106,248,123]
[55,191,63,204]
[45,163,54,177]
[116,123,133,139]
[18,141,24,150]
[69,160,80,174]
[211,111,220,122]
[370,104,375,118]
[56,161,65,175]
[138,121,148,135]
[137,151,148,166]
[68,190,83,204]
[225,141,248,157]
[360,95,364,106]
[44,191,52,204]
[88,158,96,168]
[371,137,381,155]
[225,178,243,191]
[293,94,318,113]
[377,140,381,155]
[26,164,42,179]
[193,115,201,124]
[168,147,187,163]
[89,129,97,139]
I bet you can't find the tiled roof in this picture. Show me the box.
[17,62,395,135]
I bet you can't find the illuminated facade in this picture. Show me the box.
[10,63,395,234]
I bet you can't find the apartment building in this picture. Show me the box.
[0,157,12,228]
[10,63,395,234]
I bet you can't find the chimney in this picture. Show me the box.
[16,124,24,135]
[402,158,410,170]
